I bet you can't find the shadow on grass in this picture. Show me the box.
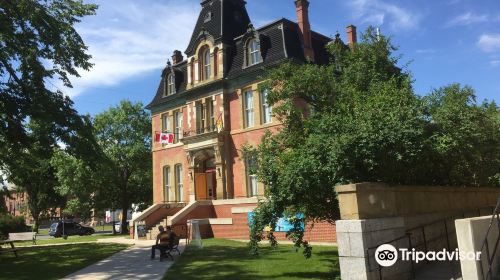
[0,243,128,280]
[165,239,339,280]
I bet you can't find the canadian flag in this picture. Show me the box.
[155,132,174,144]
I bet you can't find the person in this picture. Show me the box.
[150,225,171,260]
[151,226,177,260]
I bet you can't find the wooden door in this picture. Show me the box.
[195,173,207,200]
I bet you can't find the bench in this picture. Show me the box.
[159,236,181,261]
[9,232,37,245]
[0,232,37,258]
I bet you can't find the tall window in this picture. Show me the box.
[163,166,171,202]
[201,47,211,80]
[196,102,206,134]
[244,90,254,128]
[246,157,258,197]
[162,113,170,133]
[247,39,262,66]
[207,98,215,130]
[213,48,218,77]
[175,164,184,202]
[166,74,175,95]
[261,89,272,124]
[174,110,183,143]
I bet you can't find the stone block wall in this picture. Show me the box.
[336,183,500,280]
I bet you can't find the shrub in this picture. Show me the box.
[0,214,27,240]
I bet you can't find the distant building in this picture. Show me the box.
[133,0,357,242]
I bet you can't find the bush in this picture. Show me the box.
[0,214,27,240]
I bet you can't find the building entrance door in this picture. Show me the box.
[195,173,208,200]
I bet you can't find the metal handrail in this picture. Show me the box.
[478,198,500,280]
[367,205,496,280]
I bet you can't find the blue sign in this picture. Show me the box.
[247,212,304,232]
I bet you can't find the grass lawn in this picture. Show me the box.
[165,239,340,280]
[16,233,129,246]
[0,243,129,280]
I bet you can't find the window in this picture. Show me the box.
[175,164,184,202]
[174,110,183,143]
[244,90,254,128]
[201,47,211,80]
[163,166,171,202]
[247,39,262,66]
[196,102,206,134]
[207,98,215,130]
[213,48,218,77]
[162,114,170,133]
[260,89,272,124]
[166,74,175,95]
[246,157,259,197]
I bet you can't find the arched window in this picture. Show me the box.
[163,166,171,202]
[190,58,195,85]
[175,164,184,202]
[213,48,219,77]
[200,46,211,81]
[247,38,262,66]
[166,74,175,95]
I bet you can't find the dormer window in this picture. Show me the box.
[204,12,212,23]
[247,38,262,66]
[200,46,211,81]
[166,74,175,95]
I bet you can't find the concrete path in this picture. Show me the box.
[62,238,186,280]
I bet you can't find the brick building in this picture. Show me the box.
[132,0,358,243]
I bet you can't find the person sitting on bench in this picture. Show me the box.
[150,225,173,260]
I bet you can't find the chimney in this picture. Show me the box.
[346,25,357,47]
[295,0,314,62]
[172,50,183,65]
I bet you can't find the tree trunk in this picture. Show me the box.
[32,215,40,233]
[120,206,128,234]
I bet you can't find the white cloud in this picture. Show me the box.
[416,49,436,54]
[347,0,420,30]
[477,34,500,53]
[446,12,489,27]
[64,0,199,98]
[490,60,500,67]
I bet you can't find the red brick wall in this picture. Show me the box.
[172,203,336,242]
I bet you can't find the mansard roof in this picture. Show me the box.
[146,1,334,111]
[185,0,251,56]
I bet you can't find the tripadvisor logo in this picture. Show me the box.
[375,244,398,267]
[374,244,482,267]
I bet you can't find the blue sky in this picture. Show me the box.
[69,0,500,116]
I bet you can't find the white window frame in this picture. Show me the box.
[175,164,184,202]
[174,110,183,143]
[244,90,254,128]
[166,74,175,95]
[246,157,258,197]
[260,89,272,124]
[248,39,262,66]
[203,48,211,80]
[162,113,170,133]
[163,166,171,202]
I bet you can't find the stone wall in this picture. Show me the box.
[336,183,500,280]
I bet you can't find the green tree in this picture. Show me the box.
[248,28,500,257]
[51,149,98,220]
[0,0,98,229]
[0,0,97,164]
[4,120,67,231]
[422,84,500,187]
[92,100,152,234]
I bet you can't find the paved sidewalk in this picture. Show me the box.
[62,238,186,280]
